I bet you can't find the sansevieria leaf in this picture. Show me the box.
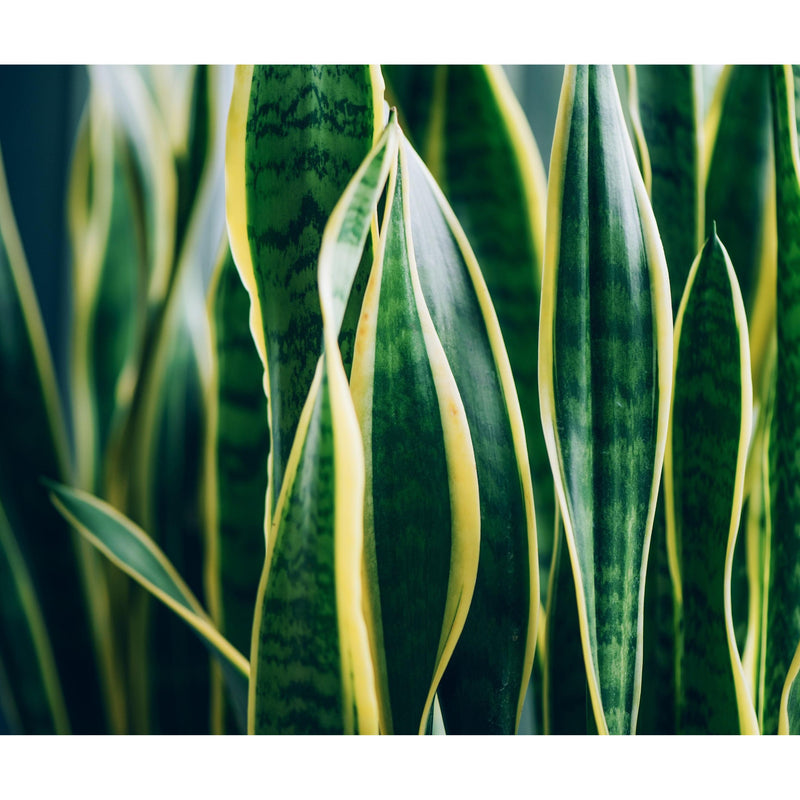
[0,500,68,733]
[384,65,554,599]
[246,111,399,735]
[762,64,800,735]
[226,65,381,523]
[205,239,268,733]
[46,481,249,731]
[350,146,480,734]
[539,65,673,735]
[779,638,800,734]
[0,143,107,733]
[403,140,538,735]
[665,229,758,734]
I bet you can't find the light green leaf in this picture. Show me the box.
[539,65,673,735]
[665,229,758,734]
[46,481,249,732]
[779,637,800,734]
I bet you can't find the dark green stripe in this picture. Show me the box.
[405,142,530,734]
[244,65,374,512]
[764,65,800,734]
[553,65,660,734]
[635,65,700,317]
[670,231,745,734]
[252,367,343,734]
[368,167,451,734]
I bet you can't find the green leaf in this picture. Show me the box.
[705,65,776,390]
[205,239,268,733]
[384,65,554,605]
[46,481,249,732]
[349,150,480,734]
[404,140,538,735]
[226,65,382,522]
[779,638,800,734]
[665,229,758,734]
[0,500,69,734]
[0,142,107,733]
[762,64,800,735]
[539,65,673,735]
[631,65,702,315]
[247,111,399,735]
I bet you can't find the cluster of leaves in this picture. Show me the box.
[2,64,800,735]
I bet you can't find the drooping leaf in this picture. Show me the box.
[539,65,673,735]
[762,64,800,735]
[246,111,399,735]
[349,149,480,734]
[205,239,268,734]
[665,229,758,734]
[226,65,382,522]
[46,481,249,732]
[0,143,107,733]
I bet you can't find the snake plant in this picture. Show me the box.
[3,63,800,735]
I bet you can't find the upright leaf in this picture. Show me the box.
[350,150,480,734]
[762,64,800,734]
[403,141,538,735]
[779,638,800,734]
[226,65,382,522]
[205,240,269,733]
[384,65,554,601]
[539,65,672,734]
[665,230,758,734]
[246,113,398,734]
[0,143,107,733]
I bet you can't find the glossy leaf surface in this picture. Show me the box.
[665,230,757,734]
[539,65,673,734]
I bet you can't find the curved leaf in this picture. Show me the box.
[226,65,382,522]
[46,481,249,731]
[0,142,106,733]
[404,141,538,735]
[779,637,800,734]
[247,113,399,735]
[665,229,757,734]
[350,150,480,734]
[539,65,672,735]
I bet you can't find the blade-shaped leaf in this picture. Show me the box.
[779,638,800,734]
[404,140,538,735]
[762,64,800,734]
[384,65,554,605]
[226,65,381,522]
[205,239,268,734]
[705,65,776,390]
[665,229,758,734]
[46,481,249,732]
[247,112,399,734]
[349,150,480,734]
[539,65,673,735]
[0,500,68,734]
[0,142,107,733]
